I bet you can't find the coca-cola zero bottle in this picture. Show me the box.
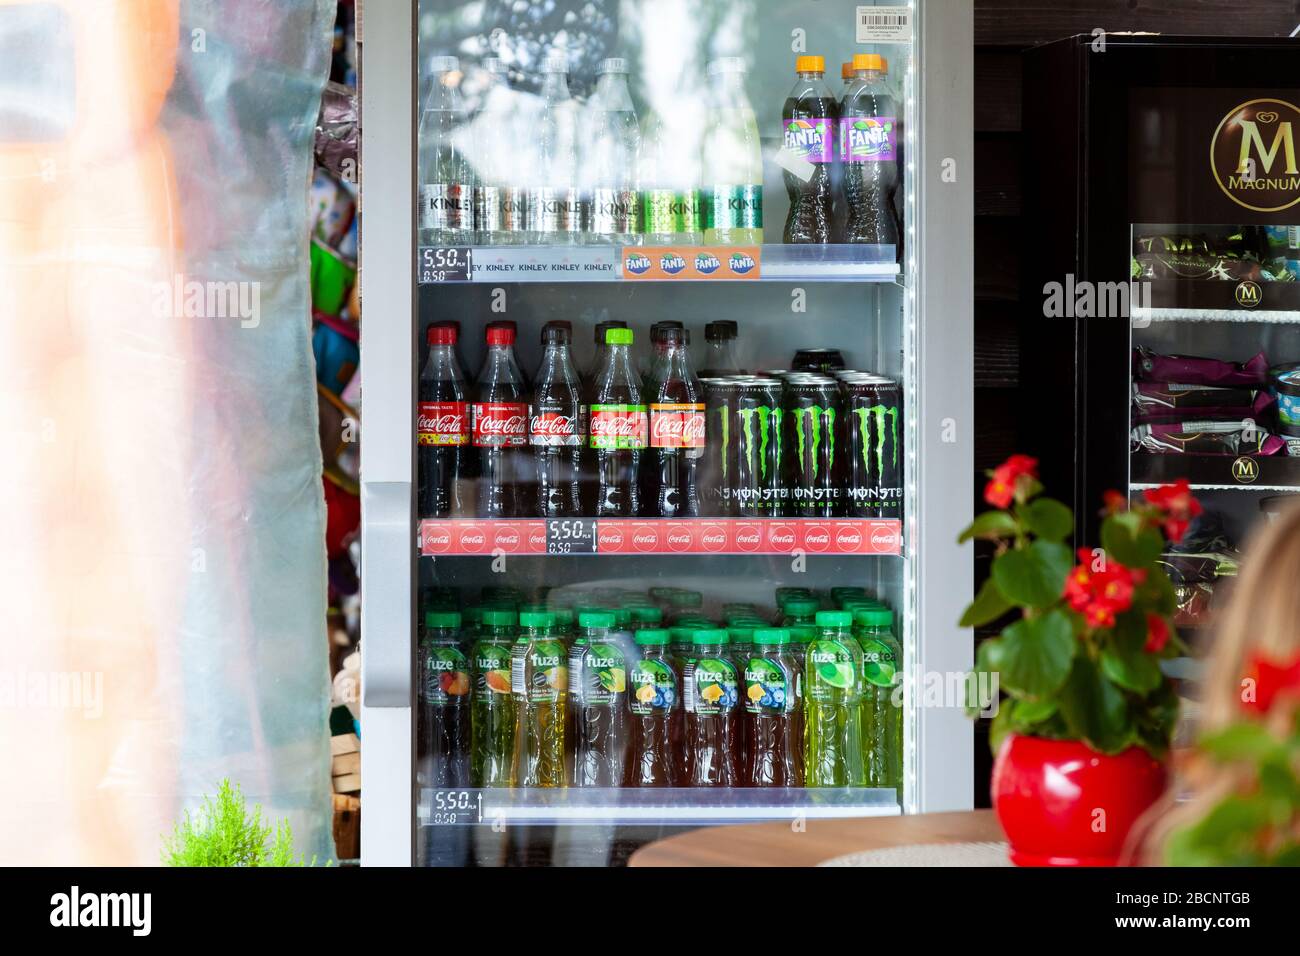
[644,327,705,517]
[589,326,646,517]
[472,324,529,517]
[531,322,585,517]
[418,323,470,517]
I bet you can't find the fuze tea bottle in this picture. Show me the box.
[744,628,802,787]
[512,611,567,788]
[728,624,757,782]
[803,611,866,787]
[419,611,472,788]
[570,611,628,786]
[626,629,679,786]
[855,608,902,789]
[470,608,518,786]
[683,629,739,786]
[629,605,664,632]
[781,597,819,628]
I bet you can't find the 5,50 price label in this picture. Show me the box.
[418,246,473,283]
[425,789,483,825]
[546,518,597,554]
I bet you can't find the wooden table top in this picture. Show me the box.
[628,809,1003,867]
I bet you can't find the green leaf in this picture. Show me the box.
[1057,655,1131,753]
[1100,513,1164,569]
[1100,611,1162,693]
[991,540,1073,609]
[1018,498,1073,541]
[958,510,1019,544]
[1199,722,1286,764]
[967,638,1005,716]
[997,609,1076,697]
[1015,698,1059,723]
[959,577,1013,628]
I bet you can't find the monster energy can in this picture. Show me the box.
[733,377,786,517]
[784,376,843,517]
[701,379,739,516]
[845,377,903,520]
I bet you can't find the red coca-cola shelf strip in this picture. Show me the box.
[419,518,902,556]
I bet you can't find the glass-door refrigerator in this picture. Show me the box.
[1024,36,1300,685]
[359,0,973,866]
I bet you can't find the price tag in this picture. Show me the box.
[546,518,597,554]
[856,5,912,44]
[418,246,473,283]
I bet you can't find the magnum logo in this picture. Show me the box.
[1211,98,1300,212]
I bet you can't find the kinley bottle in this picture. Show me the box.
[418,610,472,788]
[470,609,519,786]
[683,629,739,786]
[512,610,567,788]
[586,57,641,246]
[625,629,679,786]
[701,57,763,245]
[567,610,628,786]
[743,627,803,787]
[531,55,584,245]
[854,607,903,789]
[418,56,474,246]
[803,610,866,787]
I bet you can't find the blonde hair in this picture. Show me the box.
[1133,497,1300,862]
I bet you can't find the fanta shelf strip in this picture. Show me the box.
[418,517,903,556]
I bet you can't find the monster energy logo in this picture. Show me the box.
[738,406,782,478]
[794,405,836,476]
[854,404,899,474]
[717,406,729,480]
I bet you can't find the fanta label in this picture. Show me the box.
[841,116,896,162]
[783,118,833,163]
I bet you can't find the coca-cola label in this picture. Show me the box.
[417,401,469,446]
[472,402,528,447]
[588,404,648,450]
[530,407,582,446]
[649,403,706,449]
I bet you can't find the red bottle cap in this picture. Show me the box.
[486,326,515,346]
[427,324,457,346]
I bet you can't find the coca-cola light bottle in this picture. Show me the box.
[589,326,646,517]
[472,323,529,516]
[418,323,471,517]
[531,322,585,517]
[644,327,705,517]
[419,56,474,245]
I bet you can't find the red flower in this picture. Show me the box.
[1142,479,1203,543]
[1063,547,1145,631]
[1144,614,1170,653]
[1240,651,1300,715]
[1103,489,1128,515]
[984,454,1039,509]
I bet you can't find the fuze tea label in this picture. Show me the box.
[422,644,470,704]
[745,657,792,715]
[512,640,568,703]
[858,637,898,688]
[630,659,676,715]
[783,118,833,163]
[841,116,896,162]
[580,642,627,706]
[808,640,858,701]
[473,643,513,696]
[685,658,738,715]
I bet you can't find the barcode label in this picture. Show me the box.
[683,666,696,713]
[857,5,912,43]
[568,649,583,697]
[511,649,526,695]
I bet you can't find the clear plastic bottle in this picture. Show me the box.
[644,326,705,518]
[470,608,518,786]
[698,320,740,378]
[418,611,472,788]
[419,55,475,245]
[530,322,584,517]
[840,53,899,246]
[701,57,763,246]
[418,323,471,518]
[568,610,628,786]
[626,629,679,786]
[803,610,866,787]
[854,607,903,790]
[640,111,703,246]
[511,610,567,788]
[530,55,584,245]
[682,629,739,786]
[589,327,646,517]
[474,57,526,245]
[781,55,837,244]
[471,323,529,517]
[743,627,803,787]
[586,57,641,246]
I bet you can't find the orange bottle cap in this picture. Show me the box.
[852,53,886,73]
[841,62,852,80]
[795,55,825,74]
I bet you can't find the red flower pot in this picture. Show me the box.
[991,734,1168,867]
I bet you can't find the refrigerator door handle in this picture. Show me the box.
[360,478,414,707]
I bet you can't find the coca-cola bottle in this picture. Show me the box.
[471,324,529,517]
[586,319,628,387]
[589,326,646,517]
[418,324,471,517]
[531,322,585,517]
[644,326,705,517]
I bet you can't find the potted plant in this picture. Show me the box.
[959,455,1197,866]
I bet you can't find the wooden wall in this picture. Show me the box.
[969,0,1298,805]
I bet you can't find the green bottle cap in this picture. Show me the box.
[790,625,816,643]
[815,610,853,628]
[728,628,754,646]
[855,608,895,628]
[675,615,714,628]
[550,606,575,625]
[481,609,518,627]
[424,611,462,629]
[671,590,704,607]
[753,628,791,646]
[578,611,616,629]
[606,327,634,346]
[692,628,730,646]
[634,629,671,646]
[728,615,768,627]
[831,587,868,600]
[670,626,696,643]
[631,606,663,624]
[519,610,555,629]
[782,598,820,616]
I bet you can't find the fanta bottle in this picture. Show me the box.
[470,608,518,786]
[626,629,679,786]
[803,610,866,786]
[512,610,567,787]
[781,55,837,244]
